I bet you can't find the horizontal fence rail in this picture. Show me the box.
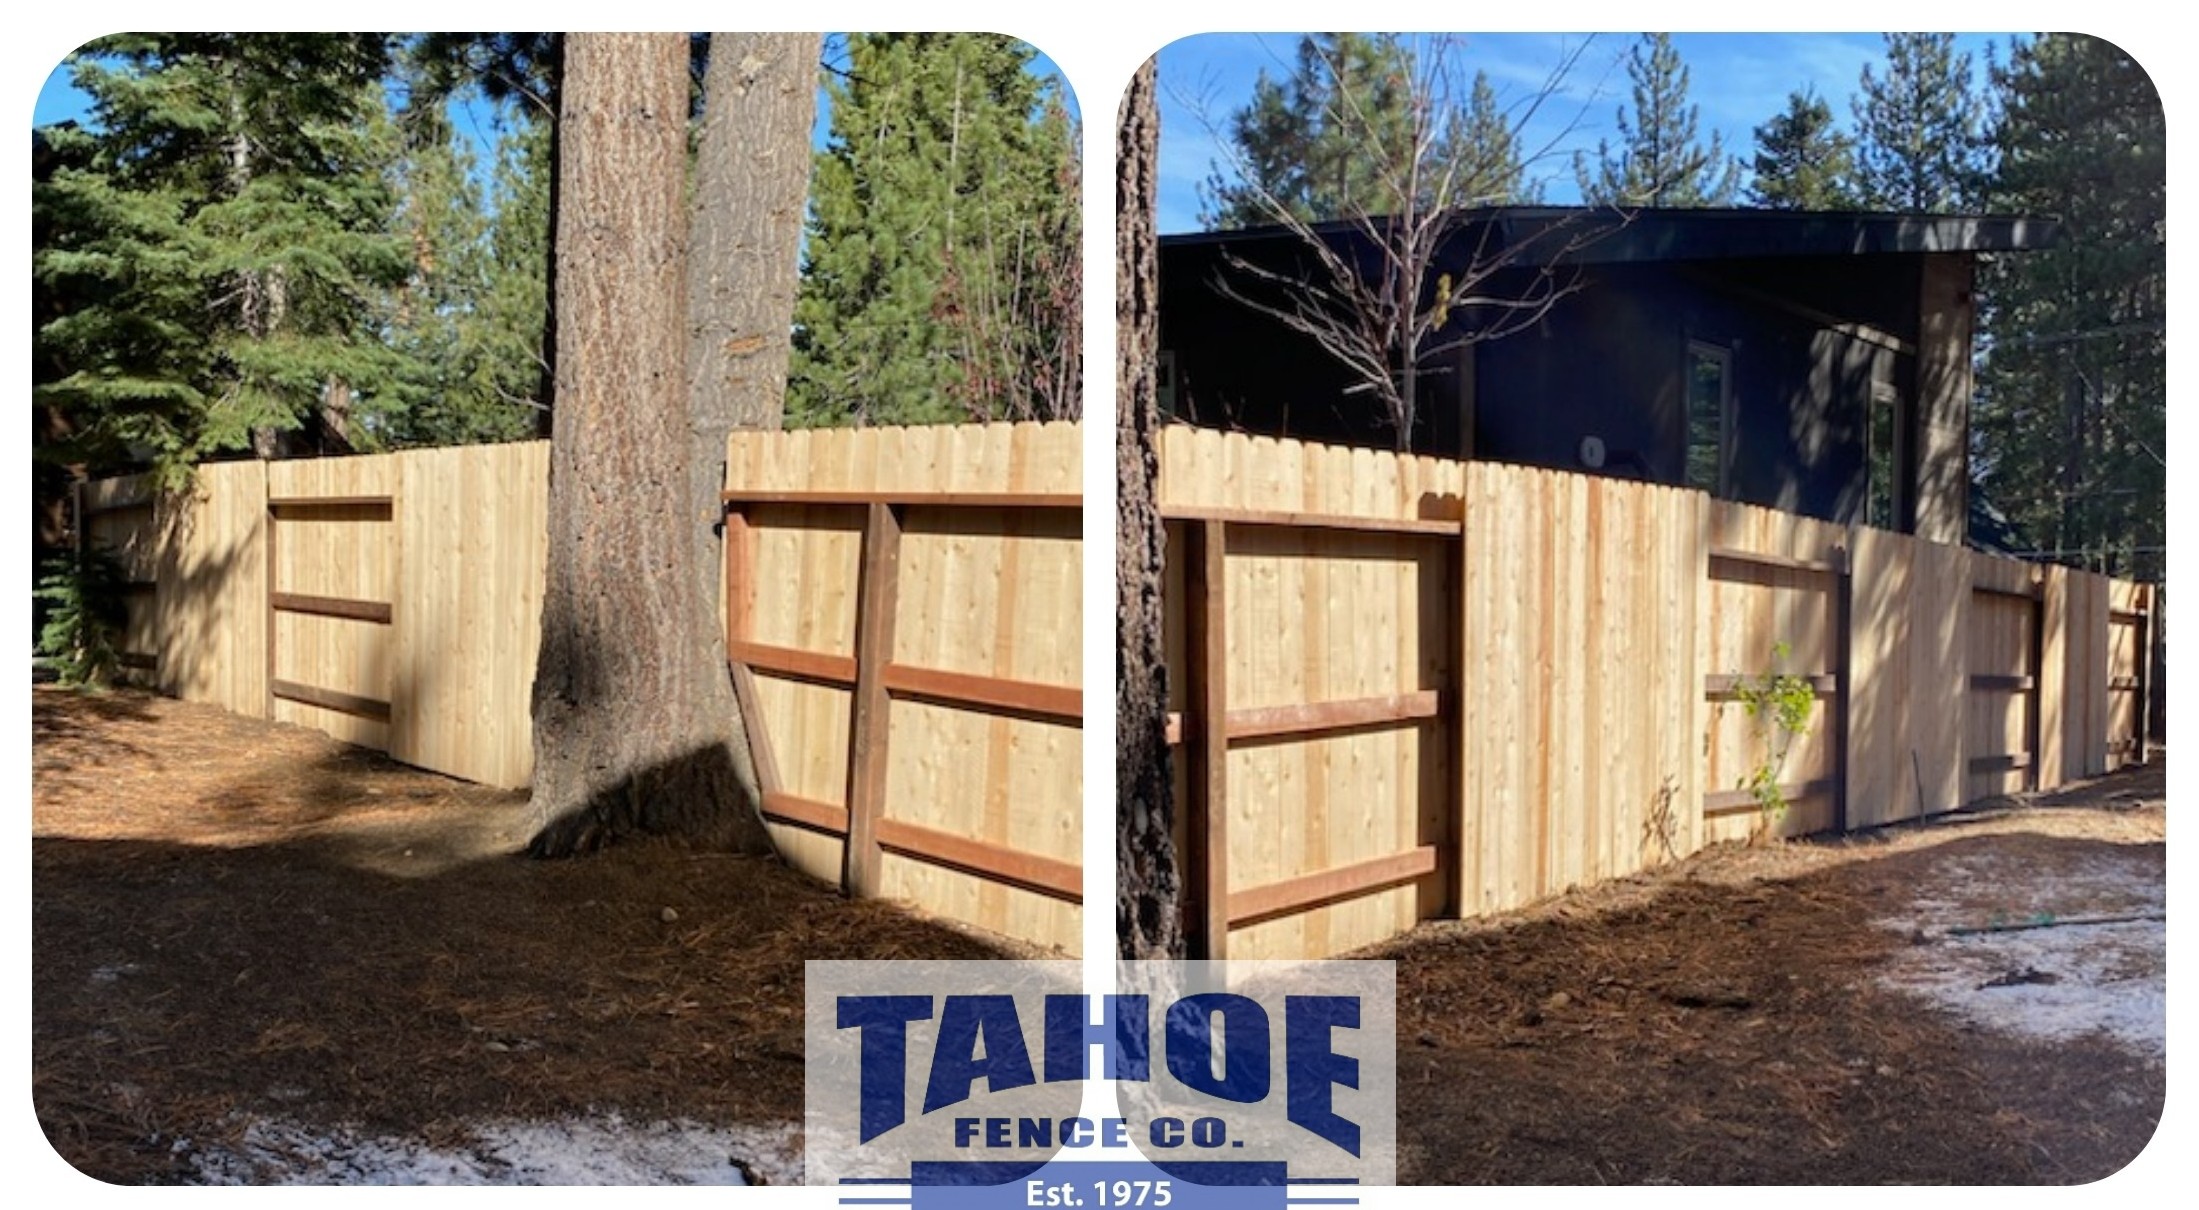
[722,422,1085,954]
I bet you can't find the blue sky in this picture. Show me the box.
[1154,32,2012,233]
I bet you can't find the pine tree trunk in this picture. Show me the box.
[534,35,564,440]
[687,32,820,609]
[526,32,771,858]
[1115,58,1185,959]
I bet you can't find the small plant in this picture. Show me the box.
[34,546,134,689]
[1731,640,1816,828]
[1641,774,1682,864]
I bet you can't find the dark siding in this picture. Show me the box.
[1159,236,1959,531]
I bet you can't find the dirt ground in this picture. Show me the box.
[1375,763,2166,1184]
[31,688,1032,1183]
[32,687,2167,1184]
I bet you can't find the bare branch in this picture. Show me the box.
[1189,34,1627,449]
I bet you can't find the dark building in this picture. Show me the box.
[1159,207,2055,543]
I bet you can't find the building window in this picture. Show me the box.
[1867,379,1902,530]
[1685,341,1732,496]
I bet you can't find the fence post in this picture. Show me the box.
[1184,518,1229,959]
[1444,514,1467,915]
[842,501,902,899]
[1832,538,1853,833]
[2028,569,2047,793]
[264,497,278,720]
[2135,589,2154,764]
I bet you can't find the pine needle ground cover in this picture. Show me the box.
[31,689,2164,1183]
[1377,764,2165,1184]
[31,688,1034,1184]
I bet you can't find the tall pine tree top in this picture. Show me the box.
[1574,34,1740,207]
[1852,32,1990,212]
[1200,33,1531,229]
[1747,89,1858,209]
[789,34,1079,427]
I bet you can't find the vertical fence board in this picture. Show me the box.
[154,460,269,717]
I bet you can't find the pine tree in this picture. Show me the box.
[1852,33,1990,212]
[1574,33,1740,207]
[1441,71,1534,206]
[1199,34,1531,229]
[1117,55,1182,959]
[1200,34,1417,227]
[1974,34,2163,579]
[789,34,1081,427]
[377,91,539,446]
[34,35,411,479]
[1747,89,1858,209]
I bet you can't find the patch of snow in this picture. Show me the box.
[88,962,139,985]
[181,1113,802,1186]
[1876,848,2165,1060]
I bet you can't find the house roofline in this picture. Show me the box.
[1161,205,2059,262]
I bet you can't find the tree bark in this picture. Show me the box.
[1115,58,1185,959]
[526,32,771,858]
[688,32,820,609]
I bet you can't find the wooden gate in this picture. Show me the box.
[264,461,398,751]
[1966,557,2045,801]
[2107,582,2155,769]
[1165,508,1459,959]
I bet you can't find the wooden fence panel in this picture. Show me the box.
[391,442,550,788]
[1965,550,2041,802]
[1157,428,1463,959]
[724,421,1083,955]
[2106,579,2150,770]
[1700,502,1846,843]
[2057,569,2112,779]
[1456,465,1703,915]
[154,460,268,716]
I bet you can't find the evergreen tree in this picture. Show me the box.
[1974,34,2163,579]
[789,34,1081,427]
[1442,71,1534,206]
[1200,34,1418,227]
[1575,33,1741,207]
[1852,32,1990,211]
[379,94,548,446]
[1200,34,1530,229]
[1747,89,1858,209]
[34,35,411,480]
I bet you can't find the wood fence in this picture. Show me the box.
[75,423,1084,955]
[79,445,550,788]
[1157,427,2155,960]
[73,422,2152,963]
[722,422,1085,954]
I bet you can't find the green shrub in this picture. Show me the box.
[34,547,134,689]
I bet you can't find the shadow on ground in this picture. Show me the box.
[31,688,1031,1183]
